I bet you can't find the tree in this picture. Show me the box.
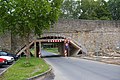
[60,0,82,19]
[0,0,63,54]
[79,0,97,20]
[60,0,76,19]
[95,0,111,20]
[108,0,120,20]
[60,0,111,20]
[79,0,111,20]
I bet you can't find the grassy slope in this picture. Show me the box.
[0,57,49,80]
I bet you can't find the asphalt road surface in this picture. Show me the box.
[0,65,10,75]
[42,50,120,80]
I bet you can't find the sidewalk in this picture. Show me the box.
[81,56,120,65]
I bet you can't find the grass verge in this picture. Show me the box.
[44,48,59,54]
[0,57,49,80]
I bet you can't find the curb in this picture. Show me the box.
[0,62,16,76]
[71,56,120,67]
[79,57,120,65]
[26,67,52,80]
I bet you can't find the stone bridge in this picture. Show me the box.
[42,19,120,56]
[0,19,120,56]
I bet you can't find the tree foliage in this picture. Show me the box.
[108,0,120,20]
[60,0,80,19]
[0,0,63,53]
[80,0,97,20]
[0,0,63,36]
[60,0,119,20]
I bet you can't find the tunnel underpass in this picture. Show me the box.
[17,36,86,57]
[34,36,85,57]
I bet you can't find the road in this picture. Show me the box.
[0,65,10,75]
[42,50,120,80]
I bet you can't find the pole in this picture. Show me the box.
[34,40,37,57]
[64,39,70,57]
[39,41,41,58]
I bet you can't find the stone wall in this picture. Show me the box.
[43,19,120,54]
[0,19,120,55]
[0,32,11,52]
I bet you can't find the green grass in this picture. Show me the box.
[30,48,35,55]
[44,48,59,54]
[0,57,49,80]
